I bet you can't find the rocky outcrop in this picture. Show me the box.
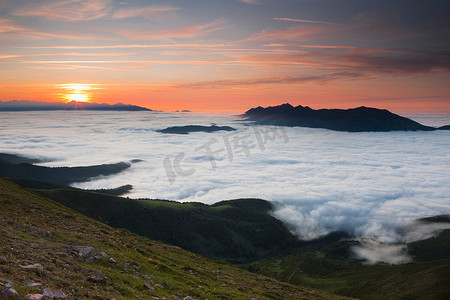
[158,125,236,134]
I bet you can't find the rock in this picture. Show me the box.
[25,280,43,288]
[87,276,108,283]
[29,226,51,236]
[39,288,66,299]
[0,286,19,299]
[144,283,155,292]
[71,246,96,263]
[184,297,194,300]
[72,246,95,257]
[25,294,43,300]
[154,284,164,289]
[20,263,44,271]
[109,257,116,263]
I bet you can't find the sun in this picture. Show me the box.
[56,83,100,103]
[66,93,90,102]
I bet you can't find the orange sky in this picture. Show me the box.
[1,0,449,113]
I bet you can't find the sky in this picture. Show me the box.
[0,0,449,112]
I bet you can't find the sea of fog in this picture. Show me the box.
[1,111,449,264]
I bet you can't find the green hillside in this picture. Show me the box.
[250,230,450,300]
[0,178,345,299]
[28,186,301,264]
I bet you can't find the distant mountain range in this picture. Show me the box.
[0,100,151,111]
[244,103,450,132]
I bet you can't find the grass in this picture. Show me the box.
[30,188,301,264]
[0,178,347,299]
[249,233,450,300]
[11,179,450,299]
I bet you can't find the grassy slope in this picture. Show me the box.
[0,178,348,300]
[31,188,301,264]
[22,184,450,300]
[250,232,450,300]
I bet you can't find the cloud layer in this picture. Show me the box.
[1,110,449,265]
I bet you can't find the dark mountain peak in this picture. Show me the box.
[243,103,440,132]
[280,103,294,108]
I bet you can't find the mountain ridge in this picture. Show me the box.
[243,103,450,132]
[0,100,151,111]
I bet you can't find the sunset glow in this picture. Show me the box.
[0,1,448,112]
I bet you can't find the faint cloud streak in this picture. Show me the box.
[112,5,179,20]
[238,0,261,4]
[118,19,224,40]
[249,24,336,41]
[274,17,333,25]
[12,0,112,22]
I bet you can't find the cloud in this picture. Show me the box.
[175,72,366,89]
[0,52,133,59]
[155,46,449,89]
[112,5,178,20]
[351,238,412,265]
[21,59,236,66]
[338,49,450,74]
[12,0,111,22]
[238,47,450,77]
[274,17,333,25]
[249,24,335,41]
[23,43,228,49]
[238,0,261,4]
[0,18,27,33]
[2,111,449,264]
[117,19,224,40]
[0,17,109,40]
[10,1,178,25]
